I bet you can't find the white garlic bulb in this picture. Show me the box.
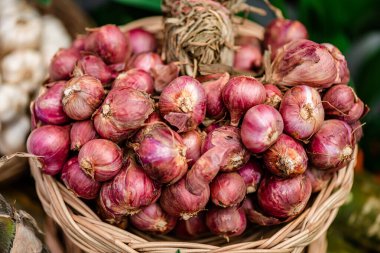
[1,49,45,93]
[0,115,30,155]
[0,3,42,53]
[40,15,71,66]
[0,84,28,122]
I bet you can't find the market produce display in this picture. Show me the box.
[25,16,367,240]
[0,0,71,181]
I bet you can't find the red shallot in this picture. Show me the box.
[78,139,123,182]
[222,76,266,126]
[62,75,105,120]
[70,120,97,150]
[241,104,284,153]
[160,178,210,220]
[280,85,324,140]
[159,76,207,132]
[130,203,177,234]
[238,159,263,193]
[263,134,308,177]
[61,156,101,199]
[113,68,154,94]
[127,28,157,54]
[49,48,80,81]
[181,129,204,166]
[210,172,246,207]
[27,125,70,175]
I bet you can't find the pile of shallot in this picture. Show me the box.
[27,17,367,240]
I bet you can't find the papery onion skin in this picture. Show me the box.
[97,182,129,228]
[205,206,246,239]
[242,198,283,226]
[85,24,129,64]
[34,81,70,125]
[128,52,163,72]
[233,36,263,71]
[130,203,177,234]
[159,76,207,132]
[280,85,324,140]
[264,19,308,60]
[257,174,312,219]
[110,158,161,214]
[27,125,70,175]
[49,47,80,81]
[323,84,364,124]
[238,159,263,193]
[78,139,123,182]
[222,76,266,126]
[62,75,105,120]
[307,119,354,171]
[127,28,157,55]
[201,72,229,119]
[202,126,250,172]
[270,39,337,88]
[73,55,115,84]
[113,68,154,94]
[241,104,284,153]
[93,87,154,141]
[181,130,204,166]
[61,156,101,199]
[185,146,228,196]
[72,35,87,50]
[322,43,350,84]
[263,134,308,177]
[174,213,208,239]
[151,62,180,93]
[305,168,331,193]
[351,121,363,144]
[133,123,188,184]
[70,120,97,151]
[160,178,210,220]
[264,84,283,109]
[210,172,246,207]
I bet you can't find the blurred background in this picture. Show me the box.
[1,0,380,252]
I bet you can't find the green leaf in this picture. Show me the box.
[176,250,181,253]
[35,0,52,5]
[113,0,162,12]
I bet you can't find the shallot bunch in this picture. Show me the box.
[25,11,368,242]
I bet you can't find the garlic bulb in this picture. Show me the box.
[0,3,42,53]
[0,84,28,122]
[0,115,30,155]
[40,15,71,66]
[1,49,45,93]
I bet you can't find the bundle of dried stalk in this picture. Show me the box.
[163,0,235,76]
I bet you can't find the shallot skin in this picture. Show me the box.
[73,55,116,84]
[113,68,154,94]
[85,24,130,64]
[263,134,308,177]
[159,76,207,132]
[205,206,247,239]
[238,159,263,193]
[160,178,210,220]
[264,84,283,109]
[128,52,163,72]
[49,47,81,81]
[264,19,308,59]
[174,213,208,239]
[202,126,250,172]
[210,172,246,207]
[257,174,312,219]
[279,85,324,140]
[305,167,332,193]
[241,104,284,153]
[307,119,354,171]
[201,72,229,119]
[61,156,101,199]
[133,123,188,184]
[242,198,283,226]
[70,120,97,151]
[34,81,70,125]
[27,125,70,175]
[129,203,177,234]
[222,76,266,126]
[127,28,157,55]
[78,139,123,182]
[181,130,204,167]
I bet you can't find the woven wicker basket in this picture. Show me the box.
[28,16,357,253]
[0,0,92,183]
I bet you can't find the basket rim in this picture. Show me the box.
[28,16,356,253]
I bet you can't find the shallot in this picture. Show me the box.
[210,172,246,207]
